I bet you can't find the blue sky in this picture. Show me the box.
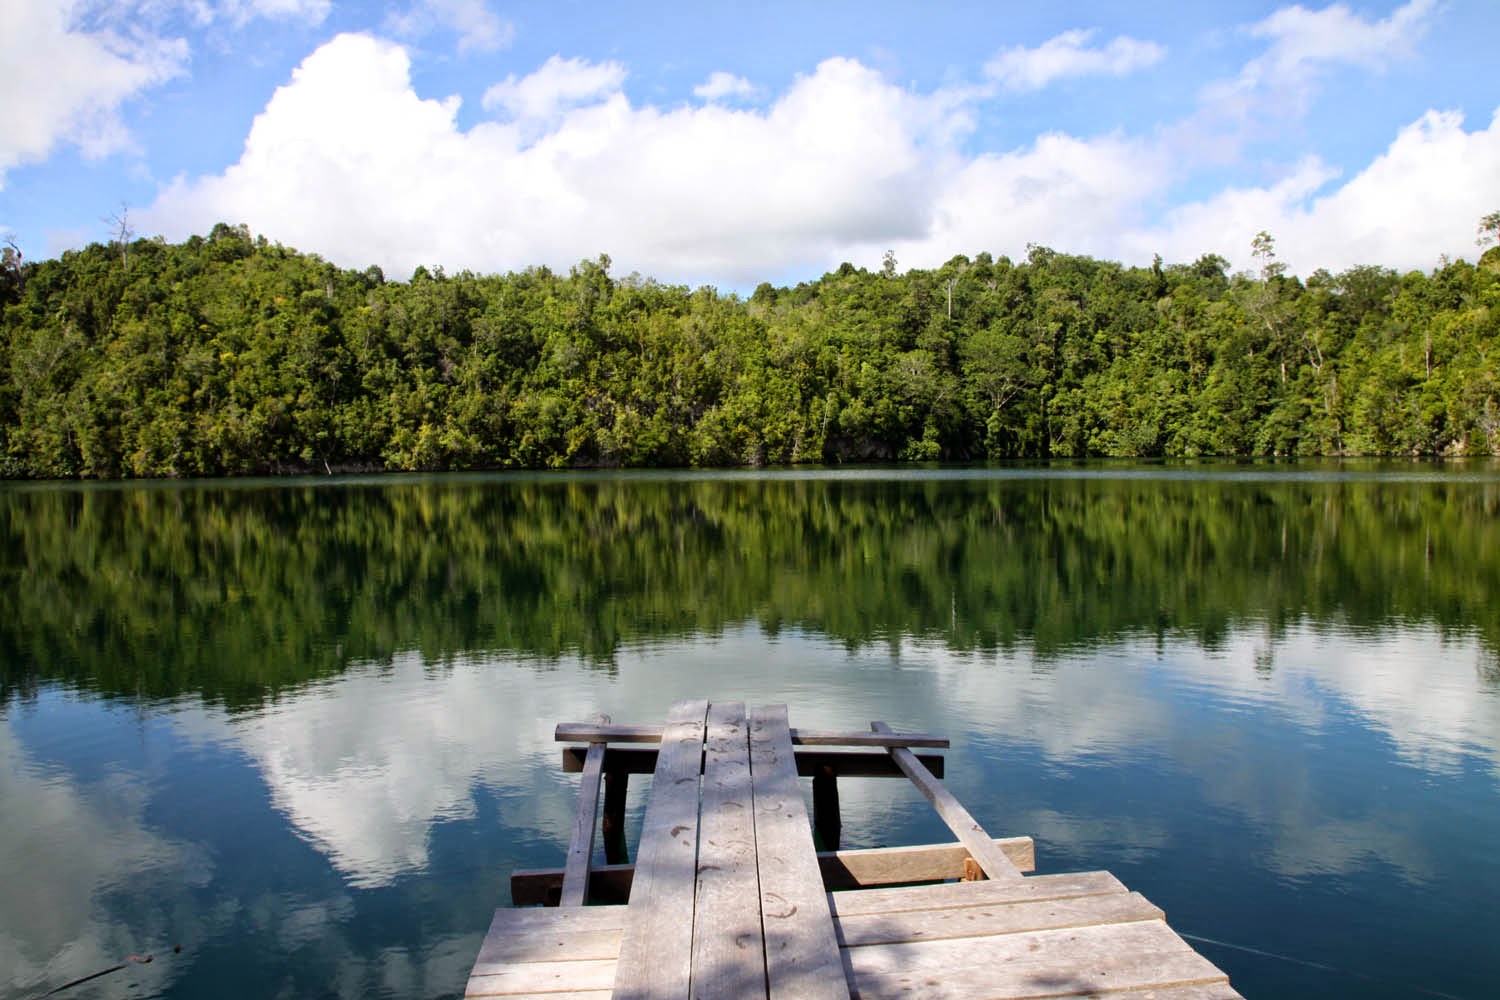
[1,0,1497,289]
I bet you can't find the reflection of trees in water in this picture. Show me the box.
[1480,649,1500,690]
[2,472,1498,708]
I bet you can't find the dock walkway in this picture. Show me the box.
[466,699,1242,999]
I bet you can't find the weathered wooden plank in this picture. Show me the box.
[1048,985,1244,1000]
[827,871,1127,919]
[818,837,1034,888]
[464,892,1227,997]
[835,891,1163,948]
[465,957,617,997]
[788,729,949,749]
[750,704,852,1000]
[556,722,665,743]
[473,926,624,967]
[872,720,1022,882]
[843,949,1231,1000]
[563,745,946,779]
[466,906,624,998]
[610,698,709,1000]
[557,721,948,749]
[690,701,765,1000]
[477,904,627,937]
[559,713,609,907]
[475,993,613,1000]
[841,920,1230,999]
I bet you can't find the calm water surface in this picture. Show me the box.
[3,463,1499,999]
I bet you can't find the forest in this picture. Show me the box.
[1,219,1498,478]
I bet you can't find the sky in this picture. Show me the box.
[1,0,1497,290]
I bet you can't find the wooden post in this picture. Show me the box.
[601,768,629,866]
[812,764,841,851]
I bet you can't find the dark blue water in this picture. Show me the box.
[3,464,1498,998]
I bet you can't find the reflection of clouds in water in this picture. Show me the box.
[891,624,1500,779]
[168,621,1493,892]
[317,929,477,1000]
[177,652,616,888]
[0,723,210,997]
[887,624,1485,882]
[1024,808,1170,865]
[178,630,1000,887]
[1264,816,1432,882]
[1188,626,1500,778]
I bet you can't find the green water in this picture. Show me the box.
[3,463,1499,998]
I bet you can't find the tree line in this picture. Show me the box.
[2,221,1498,478]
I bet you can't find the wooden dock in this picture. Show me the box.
[467,699,1242,999]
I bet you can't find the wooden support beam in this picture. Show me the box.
[815,837,1034,890]
[557,721,948,749]
[811,766,841,851]
[873,720,1023,882]
[558,714,608,907]
[562,745,945,779]
[509,837,1038,906]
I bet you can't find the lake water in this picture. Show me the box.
[3,463,1498,999]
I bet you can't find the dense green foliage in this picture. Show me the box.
[3,224,1499,477]
[4,471,1499,708]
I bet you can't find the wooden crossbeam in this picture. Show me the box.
[872,720,1023,882]
[556,721,948,749]
[561,745,945,779]
[508,836,1037,906]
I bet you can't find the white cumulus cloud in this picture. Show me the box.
[482,54,627,122]
[0,0,188,186]
[145,28,1500,288]
[1247,0,1438,81]
[985,28,1165,93]
[876,130,1170,271]
[147,37,949,284]
[694,71,757,103]
[1210,0,1440,113]
[1130,106,1500,275]
[205,0,331,25]
[386,0,513,53]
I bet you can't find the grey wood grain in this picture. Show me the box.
[827,870,1126,919]
[750,704,851,1000]
[835,890,1163,947]
[841,919,1232,999]
[562,746,947,780]
[611,698,709,1000]
[690,701,765,999]
[557,722,947,749]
